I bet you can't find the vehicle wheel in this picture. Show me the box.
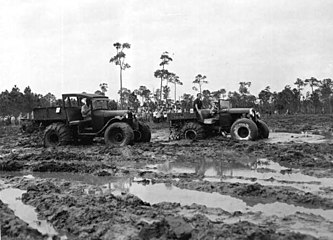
[44,123,73,147]
[180,122,205,140]
[104,122,134,146]
[257,120,269,139]
[230,118,258,141]
[134,122,151,142]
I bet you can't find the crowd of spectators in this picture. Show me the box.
[136,95,221,123]
[0,113,25,126]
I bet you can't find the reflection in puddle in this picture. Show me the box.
[125,182,333,222]
[0,188,66,240]
[129,182,247,212]
[146,158,333,197]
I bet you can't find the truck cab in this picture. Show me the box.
[22,93,151,147]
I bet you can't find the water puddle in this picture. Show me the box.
[0,187,66,239]
[145,158,333,198]
[123,182,333,220]
[267,132,330,144]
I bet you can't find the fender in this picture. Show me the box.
[96,116,125,136]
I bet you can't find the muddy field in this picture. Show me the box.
[1,114,333,239]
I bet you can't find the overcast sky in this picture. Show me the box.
[1,0,333,100]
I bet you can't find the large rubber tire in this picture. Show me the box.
[180,122,205,140]
[134,122,151,142]
[104,122,134,146]
[230,118,258,141]
[257,120,269,139]
[44,123,73,147]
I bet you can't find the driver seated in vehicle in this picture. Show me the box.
[81,98,92,120]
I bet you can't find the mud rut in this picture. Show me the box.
[1,114,333,240]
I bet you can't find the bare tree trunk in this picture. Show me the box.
[120,67,123,110]
[160,77,163,103]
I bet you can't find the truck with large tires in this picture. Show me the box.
[168,100,269,141]
[21,93,151,147]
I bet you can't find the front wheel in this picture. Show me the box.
[104,122,134,146]
[230,118,258,141]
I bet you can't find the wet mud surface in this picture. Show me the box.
[1,114,333,239]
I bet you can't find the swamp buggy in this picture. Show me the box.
[21,93,151,147]
[168,100,269,141]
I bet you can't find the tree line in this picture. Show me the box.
[0,85,60,117]
[1,76,332,117]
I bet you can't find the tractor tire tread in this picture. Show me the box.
[44,122,72,147]
[180,122,205,140]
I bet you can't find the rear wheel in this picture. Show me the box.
[44,123,73,147]
[104,122,134,146]
[180,122,205,140]
[230,118,258,141]
[257,120,269,139]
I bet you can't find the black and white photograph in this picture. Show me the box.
[1,0,333,239]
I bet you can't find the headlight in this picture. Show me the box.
[124,112,132,119]
[256,112,261,119]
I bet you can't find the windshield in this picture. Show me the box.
[92,98,109,110]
